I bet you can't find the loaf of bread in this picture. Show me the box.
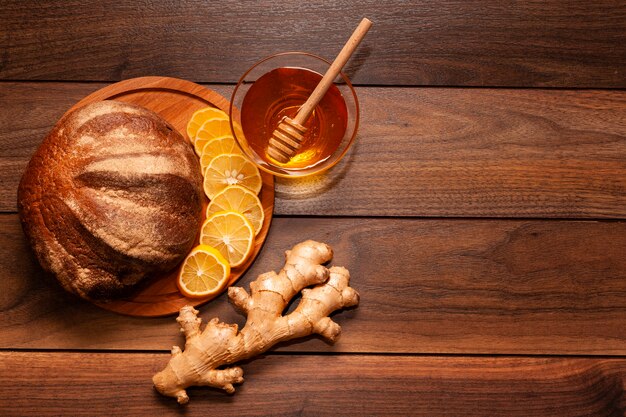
[17,100,204,301]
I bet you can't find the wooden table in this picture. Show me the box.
[1,1,625,416]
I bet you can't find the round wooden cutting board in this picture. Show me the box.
[62,76,274,317]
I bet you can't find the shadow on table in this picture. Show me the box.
[343,44,372,82]
[274,137,360,201]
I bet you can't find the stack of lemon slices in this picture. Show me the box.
[177,107,264,299]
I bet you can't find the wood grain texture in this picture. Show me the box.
[2,83,625,217]
[2,214,626,354]
[1,352,626,416]
[1,1,625,87]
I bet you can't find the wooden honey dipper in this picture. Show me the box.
[267,18,372,164]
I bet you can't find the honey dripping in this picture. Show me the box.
[241,67,348,169]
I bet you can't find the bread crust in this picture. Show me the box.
[17,100,203,300]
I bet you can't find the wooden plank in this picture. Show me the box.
[2,214,626,355]
[274,88,626,218]
[1,1,625,87]
[1,351,626,416]
[2,83,626,217]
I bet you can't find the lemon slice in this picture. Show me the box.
[207,185,265,236]
[200,135,243,174]
[186,107,228,142]
[194,118,233,156]
[200,211,255,268]
[203,153,262,199]
[177,245,230,298]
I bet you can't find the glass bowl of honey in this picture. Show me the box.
[229,52,359,177]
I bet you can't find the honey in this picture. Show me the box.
[240,67,348,170]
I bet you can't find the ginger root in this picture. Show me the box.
[153,240,359,404]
